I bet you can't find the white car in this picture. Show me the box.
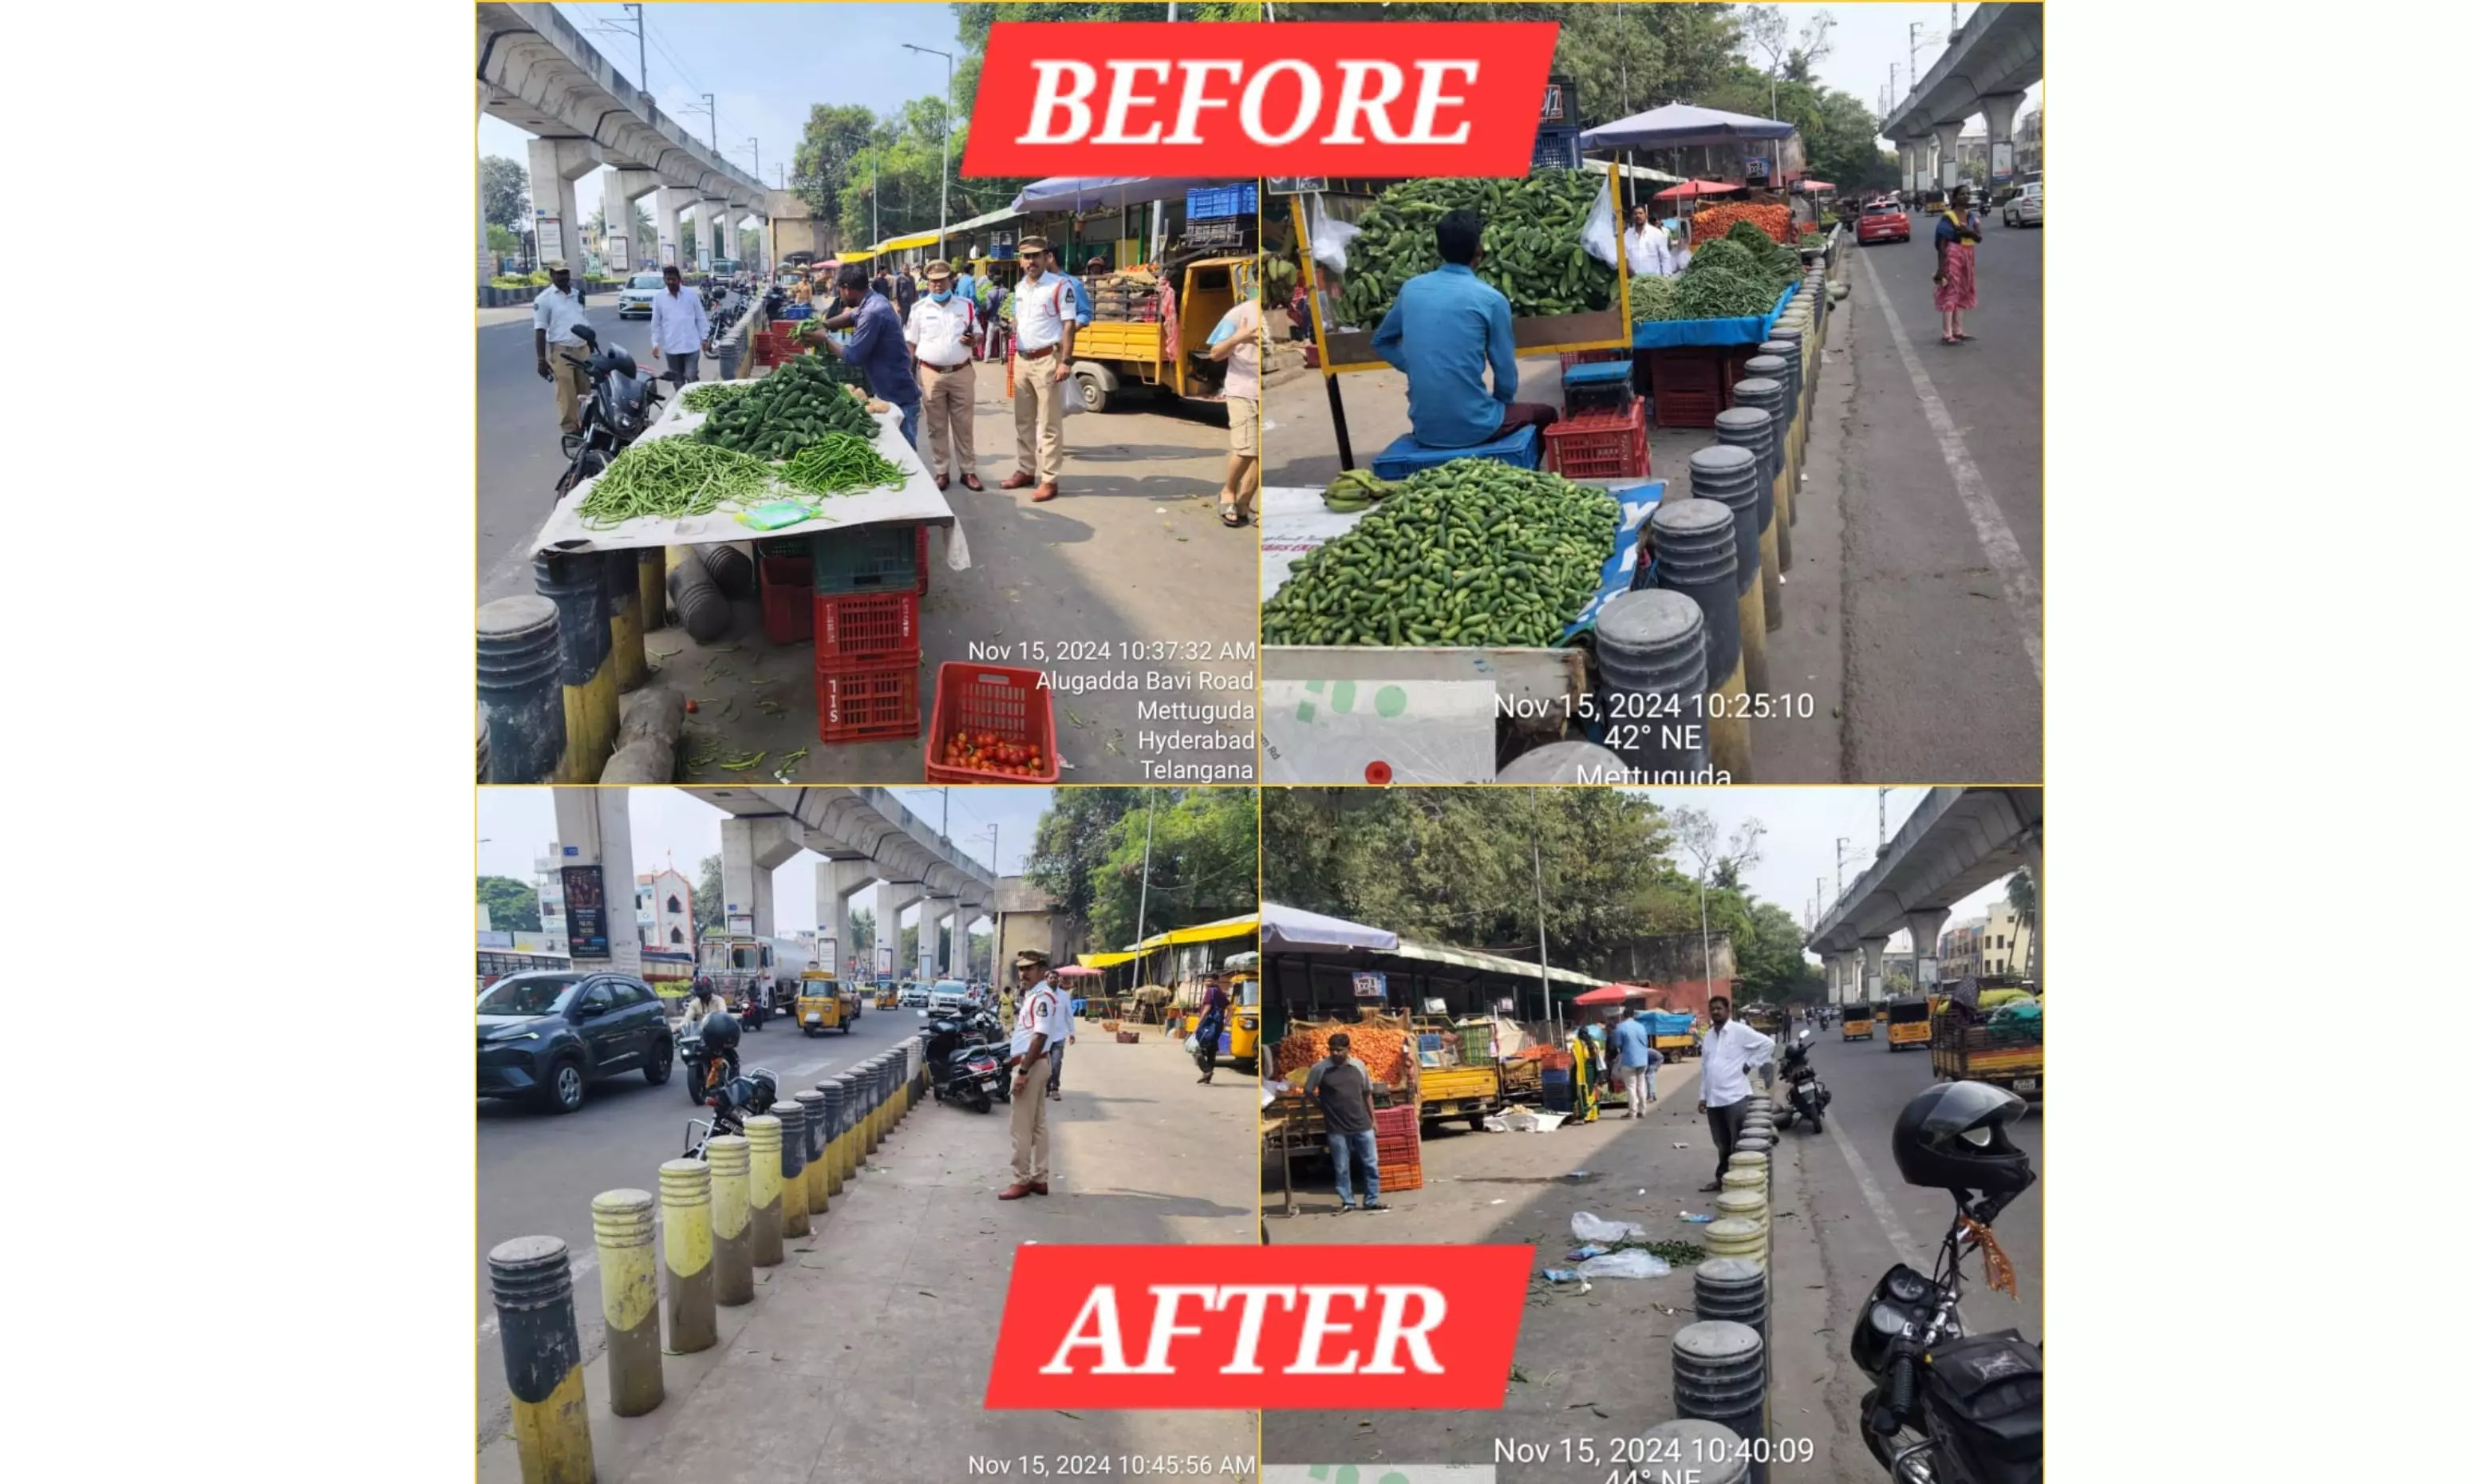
[897,981,928,1010]
[929,980,970,1015]
[2003,184,2043,228]
[616,272,665,318]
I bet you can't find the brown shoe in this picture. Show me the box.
[1001,472,1036,490]
[1029,1182,1050,1195]
[1032,482,1059,503]
[998,1183,1036,1200]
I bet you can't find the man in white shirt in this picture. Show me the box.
[649,264,712,388]
[531,261,594,433]
[1001,235,1077,504]
[1624,204,1674,278]
[1000,950,1072,1199]
[904,259,982,491]
[1695,994,1776,1192]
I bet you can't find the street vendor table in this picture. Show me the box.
[1259,479,1664,783]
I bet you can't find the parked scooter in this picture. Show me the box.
[921,1008,1009,1114]
[1772,1029,1833,1134]
[685,1068,780,1160]
[551,324,668,495]
[1852,1081,2041,1482]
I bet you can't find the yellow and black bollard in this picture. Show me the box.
[591,1188,664,1417]
[605,537,646,693]
[637,548,668,633]
[744,1115,786,1267]
[822,1077,849,1194]
[533,548,617,782]
[857,1060,880,1162]
[487,1235,595,1484]
[795,1089,830,1214]
[776,1101,811,1239]
[657,1158,717,1353]
[709,1135,754,1306]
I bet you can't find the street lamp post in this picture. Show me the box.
[903,43,956,260]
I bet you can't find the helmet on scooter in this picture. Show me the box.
[701,1010,741,1052]
[1891,1080,2035,1194]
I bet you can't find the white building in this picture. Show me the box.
[637,868,697,950]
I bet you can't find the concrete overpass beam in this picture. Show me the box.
[701,199,732,269]
[1905,908,1953,991]
[526,136,603,268]
[600,168,659,274]
[656,184,699,270]
[1982,93,2026,161]
[719,815,799,939]
[550,787,642,978]
[1859,937,1889,1004]
[819,861,874,976]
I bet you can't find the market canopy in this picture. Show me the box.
[1079,950,1138,969]
[1126,913,1260,952]
[1652,179,1743,201]
[1389,937,1608,990]
[1261,902,1399,954]
[1573,983,1657,1005]
[1009,176,1224,211]
[870,226,943,254]
[1580,102,1797,151]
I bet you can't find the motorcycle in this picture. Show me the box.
[921,1008,1009,1114]
[552,325,669,496]
[685,1067,780,1160]
[735,990,769,1032]
[1772,1030,1832,1135]
[676,1024,741,1106]
[1852,1095,2041,1482]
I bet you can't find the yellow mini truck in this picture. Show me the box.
[1069,256,1261,413]
[796,969,862,1036]
[1886,997,1932,1052]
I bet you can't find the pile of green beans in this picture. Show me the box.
[681,381,756,412]
[776,433,907,499]
[1261,461,1616,648]
[576,437,777,528]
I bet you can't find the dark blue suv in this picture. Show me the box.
[478,971,673,1114]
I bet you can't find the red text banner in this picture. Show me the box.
[961,22,1560,179]
[985,1244,1534,1410]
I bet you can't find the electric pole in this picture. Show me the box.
[1530,789,1557,1042]
[1132,791,1158,988]
[702,93,717,152]
[904,44,957,259]
[1877,788,1890,856]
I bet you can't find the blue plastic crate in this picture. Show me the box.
[1370,424,1541,481]
[1186,182,1259,220]
[779,303,814,321]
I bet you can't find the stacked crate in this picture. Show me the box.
[1091,271,1164,323]
[1373,1103,1424,1194]
[811,527,924,743]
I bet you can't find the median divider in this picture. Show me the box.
[776,1101,810,1239]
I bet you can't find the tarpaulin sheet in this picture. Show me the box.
[1632,280,1799,349]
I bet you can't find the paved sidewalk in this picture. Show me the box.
[479,1028,1255,1484]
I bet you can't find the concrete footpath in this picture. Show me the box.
[479,1027,1256,1484]
[1259,1060,1853,1484]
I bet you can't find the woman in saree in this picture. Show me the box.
[1932,184,1983,345]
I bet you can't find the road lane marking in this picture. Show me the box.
[1853,248,2043,681]
[1826,1113,1924,1262]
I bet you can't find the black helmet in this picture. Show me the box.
[701,1010,741,1052]
[1890,1081,2035,1195]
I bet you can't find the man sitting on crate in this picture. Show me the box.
[1370,208,1559,451]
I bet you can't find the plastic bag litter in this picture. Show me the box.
[1571,1211,1648,1245]
[1306,194,1363,275]
[1576,1249,1672,1281]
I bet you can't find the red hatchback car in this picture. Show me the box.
[1857,199,1911,244]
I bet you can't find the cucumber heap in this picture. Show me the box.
[1262,461,1618,648]
[1334,172,1618,326]
[693,354,879,460]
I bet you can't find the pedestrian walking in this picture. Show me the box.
[905,259,983,491]
[649,263,711,388]
[531,261,594,435]
[1569,1026,1601,1123]
[999,951,1069,1200]
[1696,995,1777,1192]
[1002,235,1077,503]
[1611,1007,1663,1117]
[815,262,923,448]
[1207,290,1264,527]
[1933,184,1984,345]
[894,265,918,318]
[1191,976,1232,1084]
[1303,1032,1387,1214]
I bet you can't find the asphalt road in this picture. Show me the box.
[1787,1014,2044,1468]
[1834,223,2043,781]
[472,1001,916,1447]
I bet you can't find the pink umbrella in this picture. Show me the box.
[1652,180,1744,202]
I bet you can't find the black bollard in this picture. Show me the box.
[1591,590,1710,780]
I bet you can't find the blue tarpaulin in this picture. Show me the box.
[1561,481,1666,642]
[1632,280,1799,349]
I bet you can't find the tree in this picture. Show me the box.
[2005,870,2039,985]
[693,854,725,944]
[477,875,542,933]
[1027,788,1149,944]
[481,156,530,231]
[1668,807,1764,994]
[486,223,521,259]
[1742,6,1834,85]
[847,907,876,967]
[1081,789,1260,950]
[1281,3,1743,123]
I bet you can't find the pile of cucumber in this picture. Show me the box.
[1334,172,1618,326]
[693,354,879,460]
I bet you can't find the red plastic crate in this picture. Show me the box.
[1559,349,1632,371]
[814,588,921,667]
[1373,1105,1419,1139]
[1652,389,1723,429]
[924,662,1061,783]
[1543,400,1650,480]
[815,659,921,744]
[760,555,815,644]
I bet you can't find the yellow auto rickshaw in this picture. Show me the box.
[1227,973,1262,1069]
[874,981,900,1011]
[1841,1003,1876,1040]
[1886,996,1933,1052]
[1743,1003,1786,1038]
[796,969,862,1036]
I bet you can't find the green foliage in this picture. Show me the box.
[477,876,542,934]
[1027,790,1258,953]
[486,223,521,258]
[693,854,725,943]
[480,156,529,231]
[1284,3,1744,120]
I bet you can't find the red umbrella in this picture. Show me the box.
[1573,983,1656,1006]
[1652,180,1744,201]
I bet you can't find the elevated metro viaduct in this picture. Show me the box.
[1807,787,2042,1005]
[1879,3,2044,197]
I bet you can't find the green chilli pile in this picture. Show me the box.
[1334,172,1617,326]
[1636,221,1807,322]
[577,438,777,528]
[694,353,879,460]
[1261,462,1617,648]
[1628,274,1682,324]
[777,434,907,499]
[680,381,756,412]
[1798,231,1828,251]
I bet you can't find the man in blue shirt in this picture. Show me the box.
[818,262,923,448]
[1370,209,1559,449]
[1610,1007,1664,1118]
